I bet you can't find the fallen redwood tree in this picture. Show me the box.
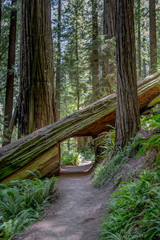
[0,72,159,182]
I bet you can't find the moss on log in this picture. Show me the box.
[1,144,60,183]
[0,72,159,182]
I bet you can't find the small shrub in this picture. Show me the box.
[100,169,160,240]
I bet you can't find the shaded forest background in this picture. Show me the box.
[0,0,160,148]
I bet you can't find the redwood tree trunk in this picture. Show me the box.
[0,0,2,42]
[115,0,140,149]
[3,0,17,146]
[137,0,141,79]
[92,0,99,101]
[18,0,56,137]
[56,0,61,121]
[149,0,157,73]
[142,37,147,78]
[102,0,116,95]
[103,0,115,39]
[75,6,80,110]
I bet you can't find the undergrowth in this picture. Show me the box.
[93,109,160,187]
[61,150,79,165]
[61,149,94,165]
[92,141,135,187]
[99,109,160,239]
[100,168,160,240]
[135,108,160,158]
[0,176,57,239]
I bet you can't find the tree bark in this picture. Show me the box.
[137,0,141,79]
[0,72,159,182]
[75,6,80,110]
[92,0,99,101]
[102,0,116,95]
[115,0,140,149]
[149,0,157,73]
[103,0,115,39]
[3,0,17,146]
[142,37,147,78]
[18,0,56,137]
[0,0,2,42]
[56,0,61,121]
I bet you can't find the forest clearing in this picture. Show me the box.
[0,0,160,239]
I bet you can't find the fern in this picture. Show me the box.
[136,110,160,157]
[0,176,57,239]
[100,170,160,240]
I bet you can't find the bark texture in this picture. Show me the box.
[56,0,61,121]
[102,0,116,95]
[115,0,140,148]
[142,37,147,78]
[137,0,141,79]
[0,73,159,182]
[18,0,56,137]
[0,0,2,42]
[103,0,115,39]
[149,0,157,73]
[92,0,99,101]
[75,6,80,110]
[3,0,17,146]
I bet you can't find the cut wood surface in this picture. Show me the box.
[0,72,159,182]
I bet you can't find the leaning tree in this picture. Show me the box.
[18,0,56,137]
[115,0,140,148]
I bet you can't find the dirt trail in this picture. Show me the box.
[15,162,112,240]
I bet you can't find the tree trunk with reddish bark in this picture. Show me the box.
[115,0,140,149]
[18,0,56,137]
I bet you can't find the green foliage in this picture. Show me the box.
[78,148,95,162]
[93,142,134,187]
[0,176,57,239]
[136,110,160,158]
[99,129,115,160]
[61,137,94,165]
[61,150,79,165]
[0,209,38,240]
[141,109,160,129]
[100,169,160,240]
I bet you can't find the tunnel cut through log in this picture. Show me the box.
[0,72,159,183]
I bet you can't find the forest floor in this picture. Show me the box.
[15,161,113,240]
[14,153,154,240]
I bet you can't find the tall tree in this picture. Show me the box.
[137,0,141,79]
[115,0,140,149]
[18,0,56,137]
[102,0,116,95]
[3,0,17,146]
[75,2,80,110]
[142,36,147,78]
[103,0,115,39]
[56,0,61,121]
[0,0,2,42]
[149,0,157,73]
[91,0,99,101]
